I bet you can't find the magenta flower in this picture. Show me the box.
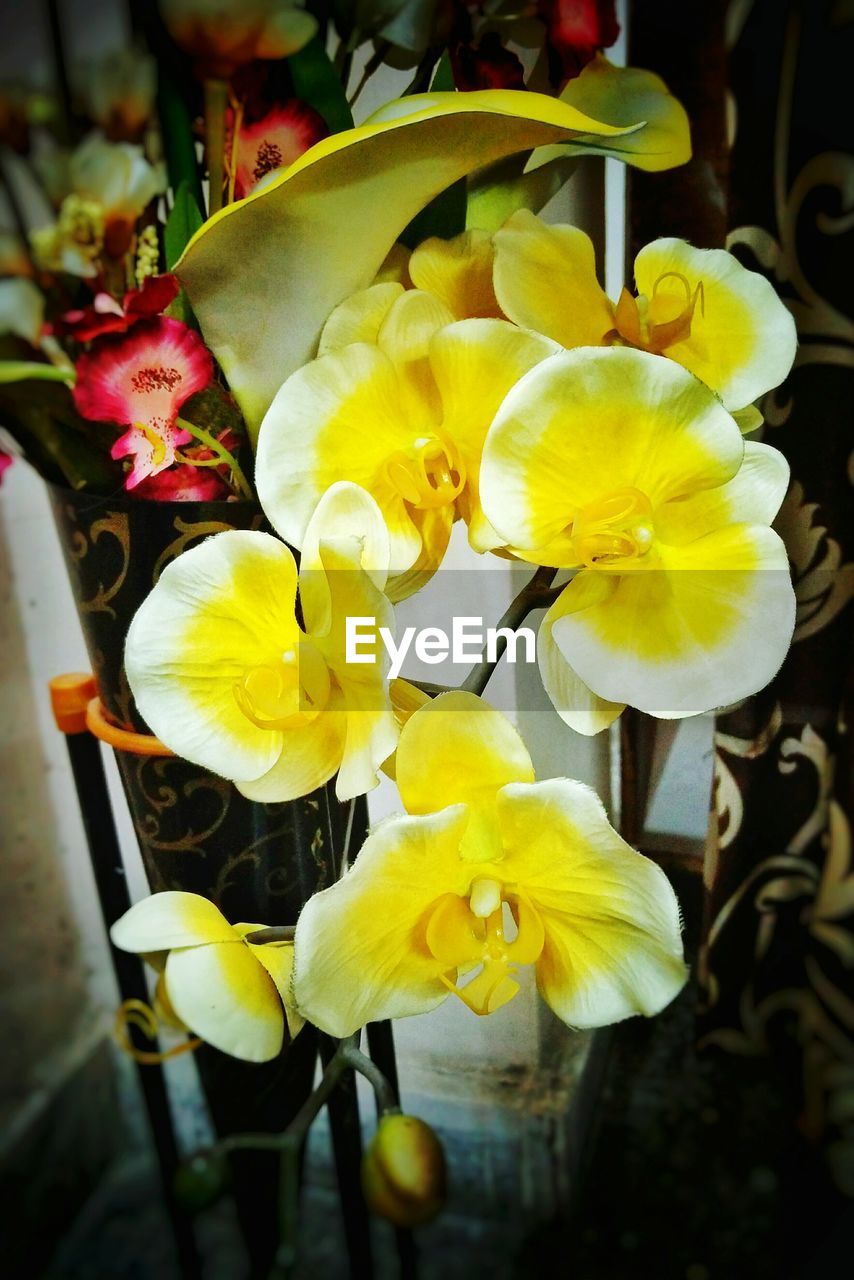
[73,316,214,490]
[231,101,327,201]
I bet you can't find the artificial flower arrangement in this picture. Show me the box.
[0,0,798,1249]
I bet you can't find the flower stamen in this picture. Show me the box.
[234,641,331,730]
[384,434,466,511]
[570,486,655,569]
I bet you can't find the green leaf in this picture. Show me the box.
[430,52,455,93]
[164,182,204,271]
[0,381,119,491]
[289,35,354,134]
[0,361,75,385]
[158,70,205,211]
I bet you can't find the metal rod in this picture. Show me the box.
[62,729,202,1279]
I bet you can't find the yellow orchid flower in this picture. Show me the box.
[478,346,796,733]
[110,891,302,1063]
[492,209,797,414]
[176,64,690,438]
[293,692,687,1037]
[125,481,398,801]
[256,313,558,597]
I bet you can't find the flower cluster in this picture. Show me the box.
[1,0,799,1171]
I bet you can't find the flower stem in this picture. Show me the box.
[461,566,560,696]
[175,415,253,499]
[204,77,228,216]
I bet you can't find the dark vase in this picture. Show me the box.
[47,482,357,1274]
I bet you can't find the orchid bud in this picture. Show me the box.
[361,1113,447,1228]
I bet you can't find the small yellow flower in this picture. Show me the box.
[491,209,797,414]
[110,891,302,1063]
[293,692,687,1036]
[479,346,796,732]
[125,482,398,801]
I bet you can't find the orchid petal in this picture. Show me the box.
[110,890,238,952]
[496,779,688,1027]
[165,941,285,1062]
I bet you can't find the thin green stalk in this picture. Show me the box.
[175,415,253,499]
[203,77,228,216]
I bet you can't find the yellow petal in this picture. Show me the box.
[395,691,534,817]
[527,54,691,175]
[376,288,454,423]
[125,531,300,781]
[177,86,674,436]
[256,343,429,575]
[319,282,404,354]
[480,347,742,558]
[496,778,687,1027]
[550,525,795,718]
[408,229,502,320]
[492,209,614,348]
[429,318,559,552]
[655,442,790,545]
[298,481,391,638]
[633,238,797,410]
[165,940,284,1063]
[235,696,347,802]
[538,589,625,736]
[110,891,238,952]
[293,806,473,1036]
[246,939,304,1040]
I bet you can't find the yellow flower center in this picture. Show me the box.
[384,433,466,511]
[570,486,655,569]
[424,877,545,1016]
[233,639,331,730]
[138,421,167,467]
[613,271,704,354]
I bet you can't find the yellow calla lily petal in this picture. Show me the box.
[176,84,685,436]
[394,690,534,816]
[165,940,285,1063]
[293,805,474,1036]
[492,209,614,348]
[496,779,687,1027]
[480,347,741,558]
[408,229,502,320]
[550,524,795,718]
[632,238,797,410]
[319,282,404,354]
[256,343,429,575]
[538,590,625,736]
[654,441,790,545]
[429,318,559,552]
[125,530,301,781]
[527,54,691,174]
[110,890,239,952]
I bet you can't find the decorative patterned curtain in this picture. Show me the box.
[701,0,854,1196]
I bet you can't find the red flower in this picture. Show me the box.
[73,316,213,490]
[451,32,526,92]
[0,448,12,485]
[131,463,231,502]
[230,101,327,201]
[52,273,180,343]
[539,0,619,81]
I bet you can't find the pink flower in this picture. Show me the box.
[231,101,327,201]
[73,316,213,490]
[52,273,180,342]
[0,449,12,485]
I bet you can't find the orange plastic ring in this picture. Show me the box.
[86,697,174,757]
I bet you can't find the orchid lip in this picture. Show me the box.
[384,433,466,511]
[570,486,655,569]
[233,642,331,731]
